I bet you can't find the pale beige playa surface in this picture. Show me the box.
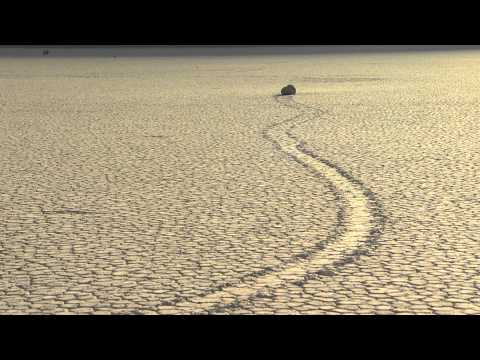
[1,47,479,314]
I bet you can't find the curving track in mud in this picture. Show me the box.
[156,95,385,313]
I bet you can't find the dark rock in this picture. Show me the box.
[42,50,49,56]
[281,84,296,96]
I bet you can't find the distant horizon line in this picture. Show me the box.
[1,45,479,57]
[1,45,478,47]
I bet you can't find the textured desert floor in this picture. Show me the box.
[1,47,479,314]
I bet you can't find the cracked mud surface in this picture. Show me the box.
[1,49,480,314]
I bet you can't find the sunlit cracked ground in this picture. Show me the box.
[1,47,479,314]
